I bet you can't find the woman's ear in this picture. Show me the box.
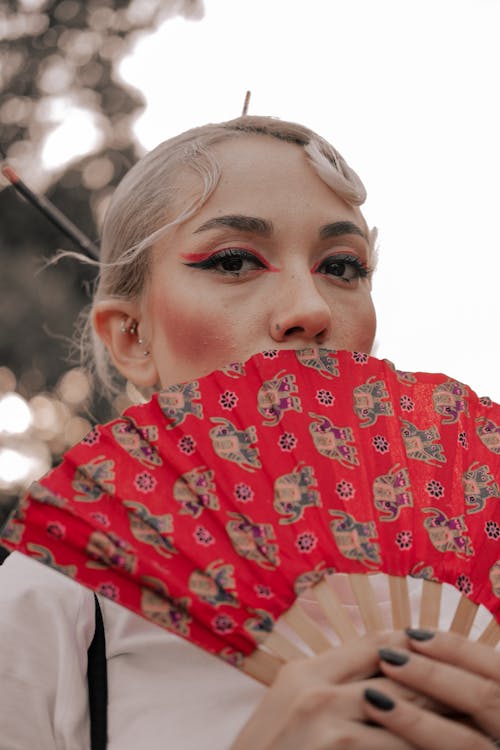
[92,300,159,387]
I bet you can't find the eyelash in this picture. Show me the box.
[315,253,370,282]
[184,248,369,281]
[184,248,267,275]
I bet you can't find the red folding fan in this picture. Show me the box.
[2,348,499,684]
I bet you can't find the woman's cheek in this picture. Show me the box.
[344,295,376,353]
[327,294,376,353]
[153,306,256,386]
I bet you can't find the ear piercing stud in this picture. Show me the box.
[120,317,137,335]
[120,317,150,356]
[137,336,150,357]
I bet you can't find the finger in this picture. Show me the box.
[366,677,457,718]
[405,628,500,682]
[254,681,416,750]
[232,684,415,750]
[327,718,414,750]
[304,630,409,684]
[287,677,449,724]
[363,688,496,750]
[351,676,458,721]
[376,646,500,739]
[282,708,415,750]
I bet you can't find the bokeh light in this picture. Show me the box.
[0,367,93,507]
[41,105,104,170]
[57,368,91,406]
[81,156,114,190]
[30,394,64,438]
[0,393,33,435]
[0,441,51,491]
[0,368,17,394]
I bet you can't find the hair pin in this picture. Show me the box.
[241,91,251,116]
[1,163,100,260]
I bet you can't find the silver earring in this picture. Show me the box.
[121,317,138,336]
[121,317,149,355]
[137,337,150,357]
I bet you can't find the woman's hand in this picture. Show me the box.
[362,629,500,749]
[231,631,423,750]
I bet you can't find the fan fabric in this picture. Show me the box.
[2,349,499,668]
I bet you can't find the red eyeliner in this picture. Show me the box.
[181,251,218,262]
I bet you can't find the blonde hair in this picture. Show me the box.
[86,115,373,399]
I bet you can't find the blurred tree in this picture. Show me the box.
[0,0,204,524]
[0,0,204,399]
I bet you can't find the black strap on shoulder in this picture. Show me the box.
[88,594,108,750]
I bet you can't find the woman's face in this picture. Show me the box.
[140,135,376,388]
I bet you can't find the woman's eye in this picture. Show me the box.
[317,254,369,283]
[184,249,266,276]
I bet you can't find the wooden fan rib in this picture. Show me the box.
[477,618,500,647]
[419,579,442,629]
[312,578,360,642]
[388,574,412,629]
[348,573,385,632]
[263,630,306,662]
[449,596,479,637]
[257,573,500,683]
[282,599,334,653]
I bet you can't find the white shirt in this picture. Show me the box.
[1,552,494,749]
[0,552,265,750]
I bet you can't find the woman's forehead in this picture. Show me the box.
[211,133,311,172]
[172,134,367,230]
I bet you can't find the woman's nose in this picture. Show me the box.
[269,273,332,345]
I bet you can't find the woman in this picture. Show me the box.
[1,115,499,749]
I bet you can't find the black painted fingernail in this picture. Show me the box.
[405,627,435,641]
[378,648,409,666]
[364,688,395,711]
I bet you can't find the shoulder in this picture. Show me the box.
[1,549,91,594]
[0,551,95,747]
[0,551,96,646]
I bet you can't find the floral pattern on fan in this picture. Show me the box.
[1,348,500,670]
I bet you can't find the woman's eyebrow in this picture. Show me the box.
[193,215,367,242]
[193,214,273,236]
[319,221,367,241]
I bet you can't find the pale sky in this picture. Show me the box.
[117,0,500,400]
